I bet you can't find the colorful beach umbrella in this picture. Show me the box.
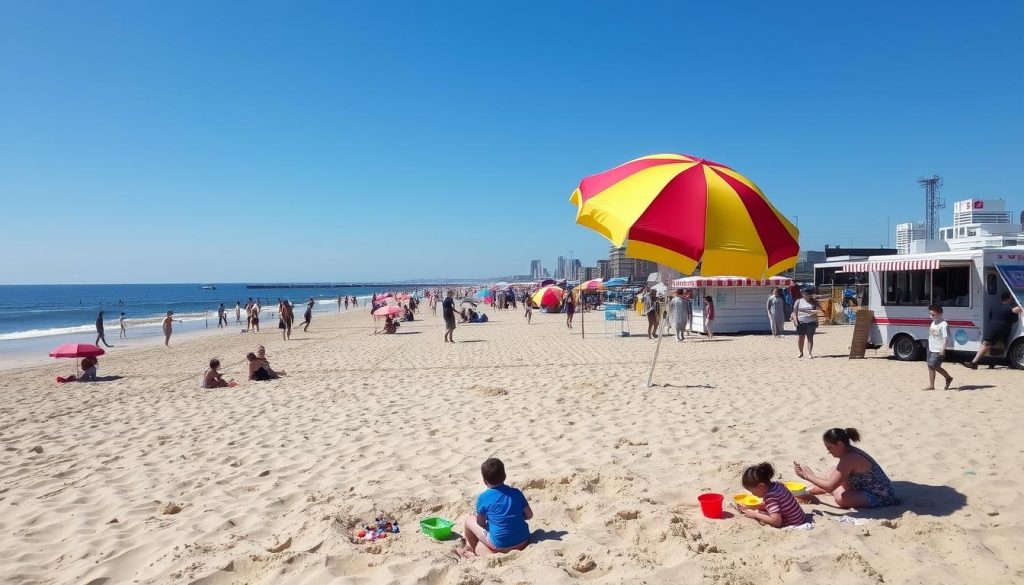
[569,154,799,278]
[49,343,105,359]
[531,285,565,310]
[574,279,607,292]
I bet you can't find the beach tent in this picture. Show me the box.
[673,276,793,333]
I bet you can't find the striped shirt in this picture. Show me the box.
[763,482,807,527]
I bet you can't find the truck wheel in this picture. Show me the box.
[892,334,922,361]
[1008,339,1024,370]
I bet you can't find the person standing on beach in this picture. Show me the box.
[118,312,127,339]
[337,296,342,313]
[279,299,294,340]
[964,292,1022,369]
[94,311,113,347]
[300,297,315,332]
[443,290,457,343]
[235,301,242,324]
[162,311,182,346]
[703,295,715,339]
[646,289,660,339]
[669,289,689,342]
[767,287,785,338]
[565,295,575,329]
[792,288,819,358]
[217,303,228,328]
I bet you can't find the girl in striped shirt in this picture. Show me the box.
[734,462,808,528]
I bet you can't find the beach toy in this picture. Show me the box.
[697,493,724,519]
[419,517,454,540]
[357,529,366,538]
[783,481,807,495]
[733,493,762,508]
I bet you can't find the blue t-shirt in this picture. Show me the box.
[475,484,530,548]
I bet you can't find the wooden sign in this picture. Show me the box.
[849,309,874,359]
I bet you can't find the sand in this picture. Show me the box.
[1,306,1022,585]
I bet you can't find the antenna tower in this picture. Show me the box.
[917,175,944,240]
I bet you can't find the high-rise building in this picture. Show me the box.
[555,255,567,279]
[953,199,1012,226]
[608,246,657,280]
[896,222,927,254]
[596,259,610,279]
[529,259,543,280]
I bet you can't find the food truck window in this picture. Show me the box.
[883,271,932,306]
[986,273,998,295]
[931,267,971,307]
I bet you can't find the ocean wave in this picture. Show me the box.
[0,312,211,341]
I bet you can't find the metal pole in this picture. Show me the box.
[580,290,585,339]
[646,302,668,388]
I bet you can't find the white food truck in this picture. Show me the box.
[841,247,1024,368]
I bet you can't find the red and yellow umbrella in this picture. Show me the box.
[574,279,607,292]
[531,285,565,310]
[570,154,799,278]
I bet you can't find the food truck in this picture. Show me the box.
[841,247,1024,368]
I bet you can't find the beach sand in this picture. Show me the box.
[1,307,1022,585]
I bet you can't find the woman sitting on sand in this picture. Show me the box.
[248,347,285,381]
[793,427,897,509]
[79,357,98,382]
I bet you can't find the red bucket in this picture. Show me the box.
[697,493,724,518]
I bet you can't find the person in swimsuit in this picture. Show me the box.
[162,311,182,346]
[565,295,575,329]
[119,312,127,339]
[248,346,286,381]
[203,359,236,388]
[793,427,897,509]
[965,292,1022,369]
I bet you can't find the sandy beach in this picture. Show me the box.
[2,306,1022,585]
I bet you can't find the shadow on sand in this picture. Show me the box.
[819,481,967,520]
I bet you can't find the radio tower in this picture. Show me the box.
[917,175,944,240]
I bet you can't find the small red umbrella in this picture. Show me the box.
[49,343,105,359]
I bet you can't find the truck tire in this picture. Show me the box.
[892,334,923,362]
[1008,339,1024,370]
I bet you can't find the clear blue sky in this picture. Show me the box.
[2,1,1021,284]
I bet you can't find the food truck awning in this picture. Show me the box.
[841,259,940,272]
[672,276,794,287]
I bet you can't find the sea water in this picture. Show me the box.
[0,283,407,359]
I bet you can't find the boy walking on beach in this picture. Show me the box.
[925,305,954,390]
[459,458,532,558]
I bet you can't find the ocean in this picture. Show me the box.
[0,283,415,358]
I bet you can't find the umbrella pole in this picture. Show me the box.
[646,309,670,388]
[580,292,585,339]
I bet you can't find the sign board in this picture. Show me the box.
[995,264,1024,308]
[849,309,874,359]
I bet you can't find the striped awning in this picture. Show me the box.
[841,259,940,272]
[672,276,794,288]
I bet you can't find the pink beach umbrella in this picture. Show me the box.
[49,343,105,359]
[372,305,403,317]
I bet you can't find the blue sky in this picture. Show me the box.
[2,1,1021,284]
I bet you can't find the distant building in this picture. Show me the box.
[608,246,658,280]
[529,259,543,280]
[824,245,897,259]
[934,198,1023,251]
[896,222,927,254]
[596,259,610,279]
[555,255,566,279]
[953,198,1012,226]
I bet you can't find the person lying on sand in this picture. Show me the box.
[734,462,808,528]
[793,427,897,509]
[457,458,532,558]
[203,359,237,388]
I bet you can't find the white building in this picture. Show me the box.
[953,198,1012,226]
[932,198,1023,251]
[896,222,927,254]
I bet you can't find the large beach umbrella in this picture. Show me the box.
[570,154,799,386]
[604,277,629,287]
[570,154,799,279]
[531,286,565,311]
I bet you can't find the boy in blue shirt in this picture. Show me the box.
[459,458,533,558]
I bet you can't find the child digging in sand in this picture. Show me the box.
[734,462,808,528]
[458,458,533,558]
